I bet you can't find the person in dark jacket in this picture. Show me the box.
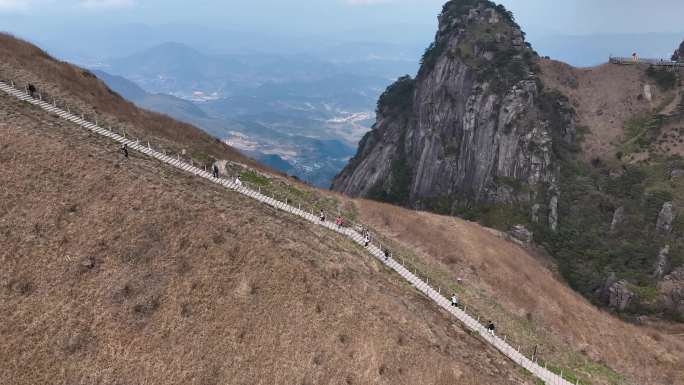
[27,84,36,98]
[487,321,495,335]
[212,164,220,178]
[121,143,128,158]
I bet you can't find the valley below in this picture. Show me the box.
[88,42,416,187]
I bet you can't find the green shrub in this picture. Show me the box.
[646,66,678,90]
[376,75,415,114]
[240,170,271,187]
[420,41,447,74]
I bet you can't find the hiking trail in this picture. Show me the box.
[0,80,576,385]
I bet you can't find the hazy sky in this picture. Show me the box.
[1,0,683,64]
[2,0,684,34]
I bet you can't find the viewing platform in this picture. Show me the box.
[609,56,683,68]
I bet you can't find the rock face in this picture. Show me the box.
[597,273,634,311]
[332,1,574,228]
[670,169,684,179]
[653,245,671,280]
[609,206,624,233]
[672,39,684,62]
[509,224,533,244]
[660,267,684,319]
[656,202,676,235]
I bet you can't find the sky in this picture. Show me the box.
[2,0,684,34]
[1,0,683,65]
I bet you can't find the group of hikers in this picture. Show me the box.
[116,140,501,339]
[450,294,496,335]
[119,145,243,188]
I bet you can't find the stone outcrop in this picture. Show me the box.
[597,273,634,312]
[332,1,574,229]
[609,206,624,233]
[659,267,684,319]
[509,224,533,244]
[670,169,684,179]
[672,39,684,62]
[656,202,676,235]
[653,245,671,280]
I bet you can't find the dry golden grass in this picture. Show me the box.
[0,95,538,385]
[537,59,679,162]
[351,199,684,385]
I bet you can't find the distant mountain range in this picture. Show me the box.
[90,42,394,187]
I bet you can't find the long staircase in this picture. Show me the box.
[0,80,575,385]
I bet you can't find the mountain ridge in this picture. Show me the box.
[332,1,684,322]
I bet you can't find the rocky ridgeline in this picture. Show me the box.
[332,0,575,231]
[672,39,684,62]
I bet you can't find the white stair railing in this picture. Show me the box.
[0,79,581,385]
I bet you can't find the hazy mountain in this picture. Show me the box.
[92,69,209,122]
[93,67,356,187]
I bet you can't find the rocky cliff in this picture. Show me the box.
[672,39,683,61]
[332,0,574,229]
[334,0,684,322]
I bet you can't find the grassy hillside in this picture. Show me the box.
[2,33,683,385]
[0,94,534,385]
[351,200,684,385]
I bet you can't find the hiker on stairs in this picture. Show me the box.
[234,175,242,187]
[319,210,326,222]
[27,84,36,98]
[121,143,128,158]
[383,248,391,260]
[212,164,220,178]
[487,321,496,336]
[451,294,460,308]
[364,234,371,248]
